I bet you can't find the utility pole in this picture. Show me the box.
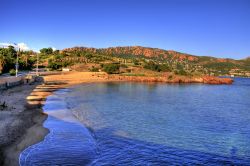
[36,53,39,76]
[15,44,19,77]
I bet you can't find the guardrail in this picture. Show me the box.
[28,71,62,76]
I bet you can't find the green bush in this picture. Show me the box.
[103,63,120,74]
[133,59,139,65]
[144,61,171,72]
[9,69,16,76]
[144,61,159,71]
[89,66,99,72]
[120,64,128,68]
[174,69,188,76]
[159,64,171,72]
[48,59,62,70]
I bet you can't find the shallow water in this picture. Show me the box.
[20,78,250,165]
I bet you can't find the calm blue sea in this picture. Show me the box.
[20,78,250,165]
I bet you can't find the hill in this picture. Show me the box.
[0,45,249,77]
[61,46,250,77]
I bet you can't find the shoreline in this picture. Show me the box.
[0,72,110,165]
[0,72,233,165]
[0,83,46,166]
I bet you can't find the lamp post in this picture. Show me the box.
[36,53,39,76]
[14,43,19,77]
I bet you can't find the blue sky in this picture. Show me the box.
[1,0,250,59]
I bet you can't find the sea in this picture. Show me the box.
[19,78,250,165]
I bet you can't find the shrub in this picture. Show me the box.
[48,59,62,70]
[159,64,171,72]
[89,66,99,72]
[103,63,120,74]
[144,61,171,72]
[143,61,160,71]
[168,75,173,80]
[9,69,16,76]
[62,61,72,67]
[174,69,188,76]
[133,59,139,65]
[120,64,128,68]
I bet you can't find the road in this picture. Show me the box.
[0,71,30,78]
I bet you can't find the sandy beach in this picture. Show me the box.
[0,72,109,165]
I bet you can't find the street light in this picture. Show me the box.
[36,53,39,76]
[14,43,20,77]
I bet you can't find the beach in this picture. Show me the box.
[0,72,108,165]
[0,82,46,165]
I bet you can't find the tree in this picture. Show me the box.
[159,64,171,72]
[143,61,159,71]
[133,59,139,65]
[48,59,62,70]
[175,63,188,75]
[20,51,31,67]
[0,53,6,74]
[40,47,53,55]
[103,63,120,74]
[85,53,93,62]
[0,46,16,73]
[9,69,16,76]
[7,46,17,56]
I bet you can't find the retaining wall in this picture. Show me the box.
[0,76,36,90]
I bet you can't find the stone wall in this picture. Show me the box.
[0,75,36,90]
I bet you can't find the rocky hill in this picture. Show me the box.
[63,46,198,61]
[62,46,250,76]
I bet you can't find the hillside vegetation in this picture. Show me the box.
[0,46,249,77]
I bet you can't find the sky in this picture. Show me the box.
[0,0,250,59]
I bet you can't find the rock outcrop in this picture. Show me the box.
[202,76,233,84]
[108,75,233,85]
